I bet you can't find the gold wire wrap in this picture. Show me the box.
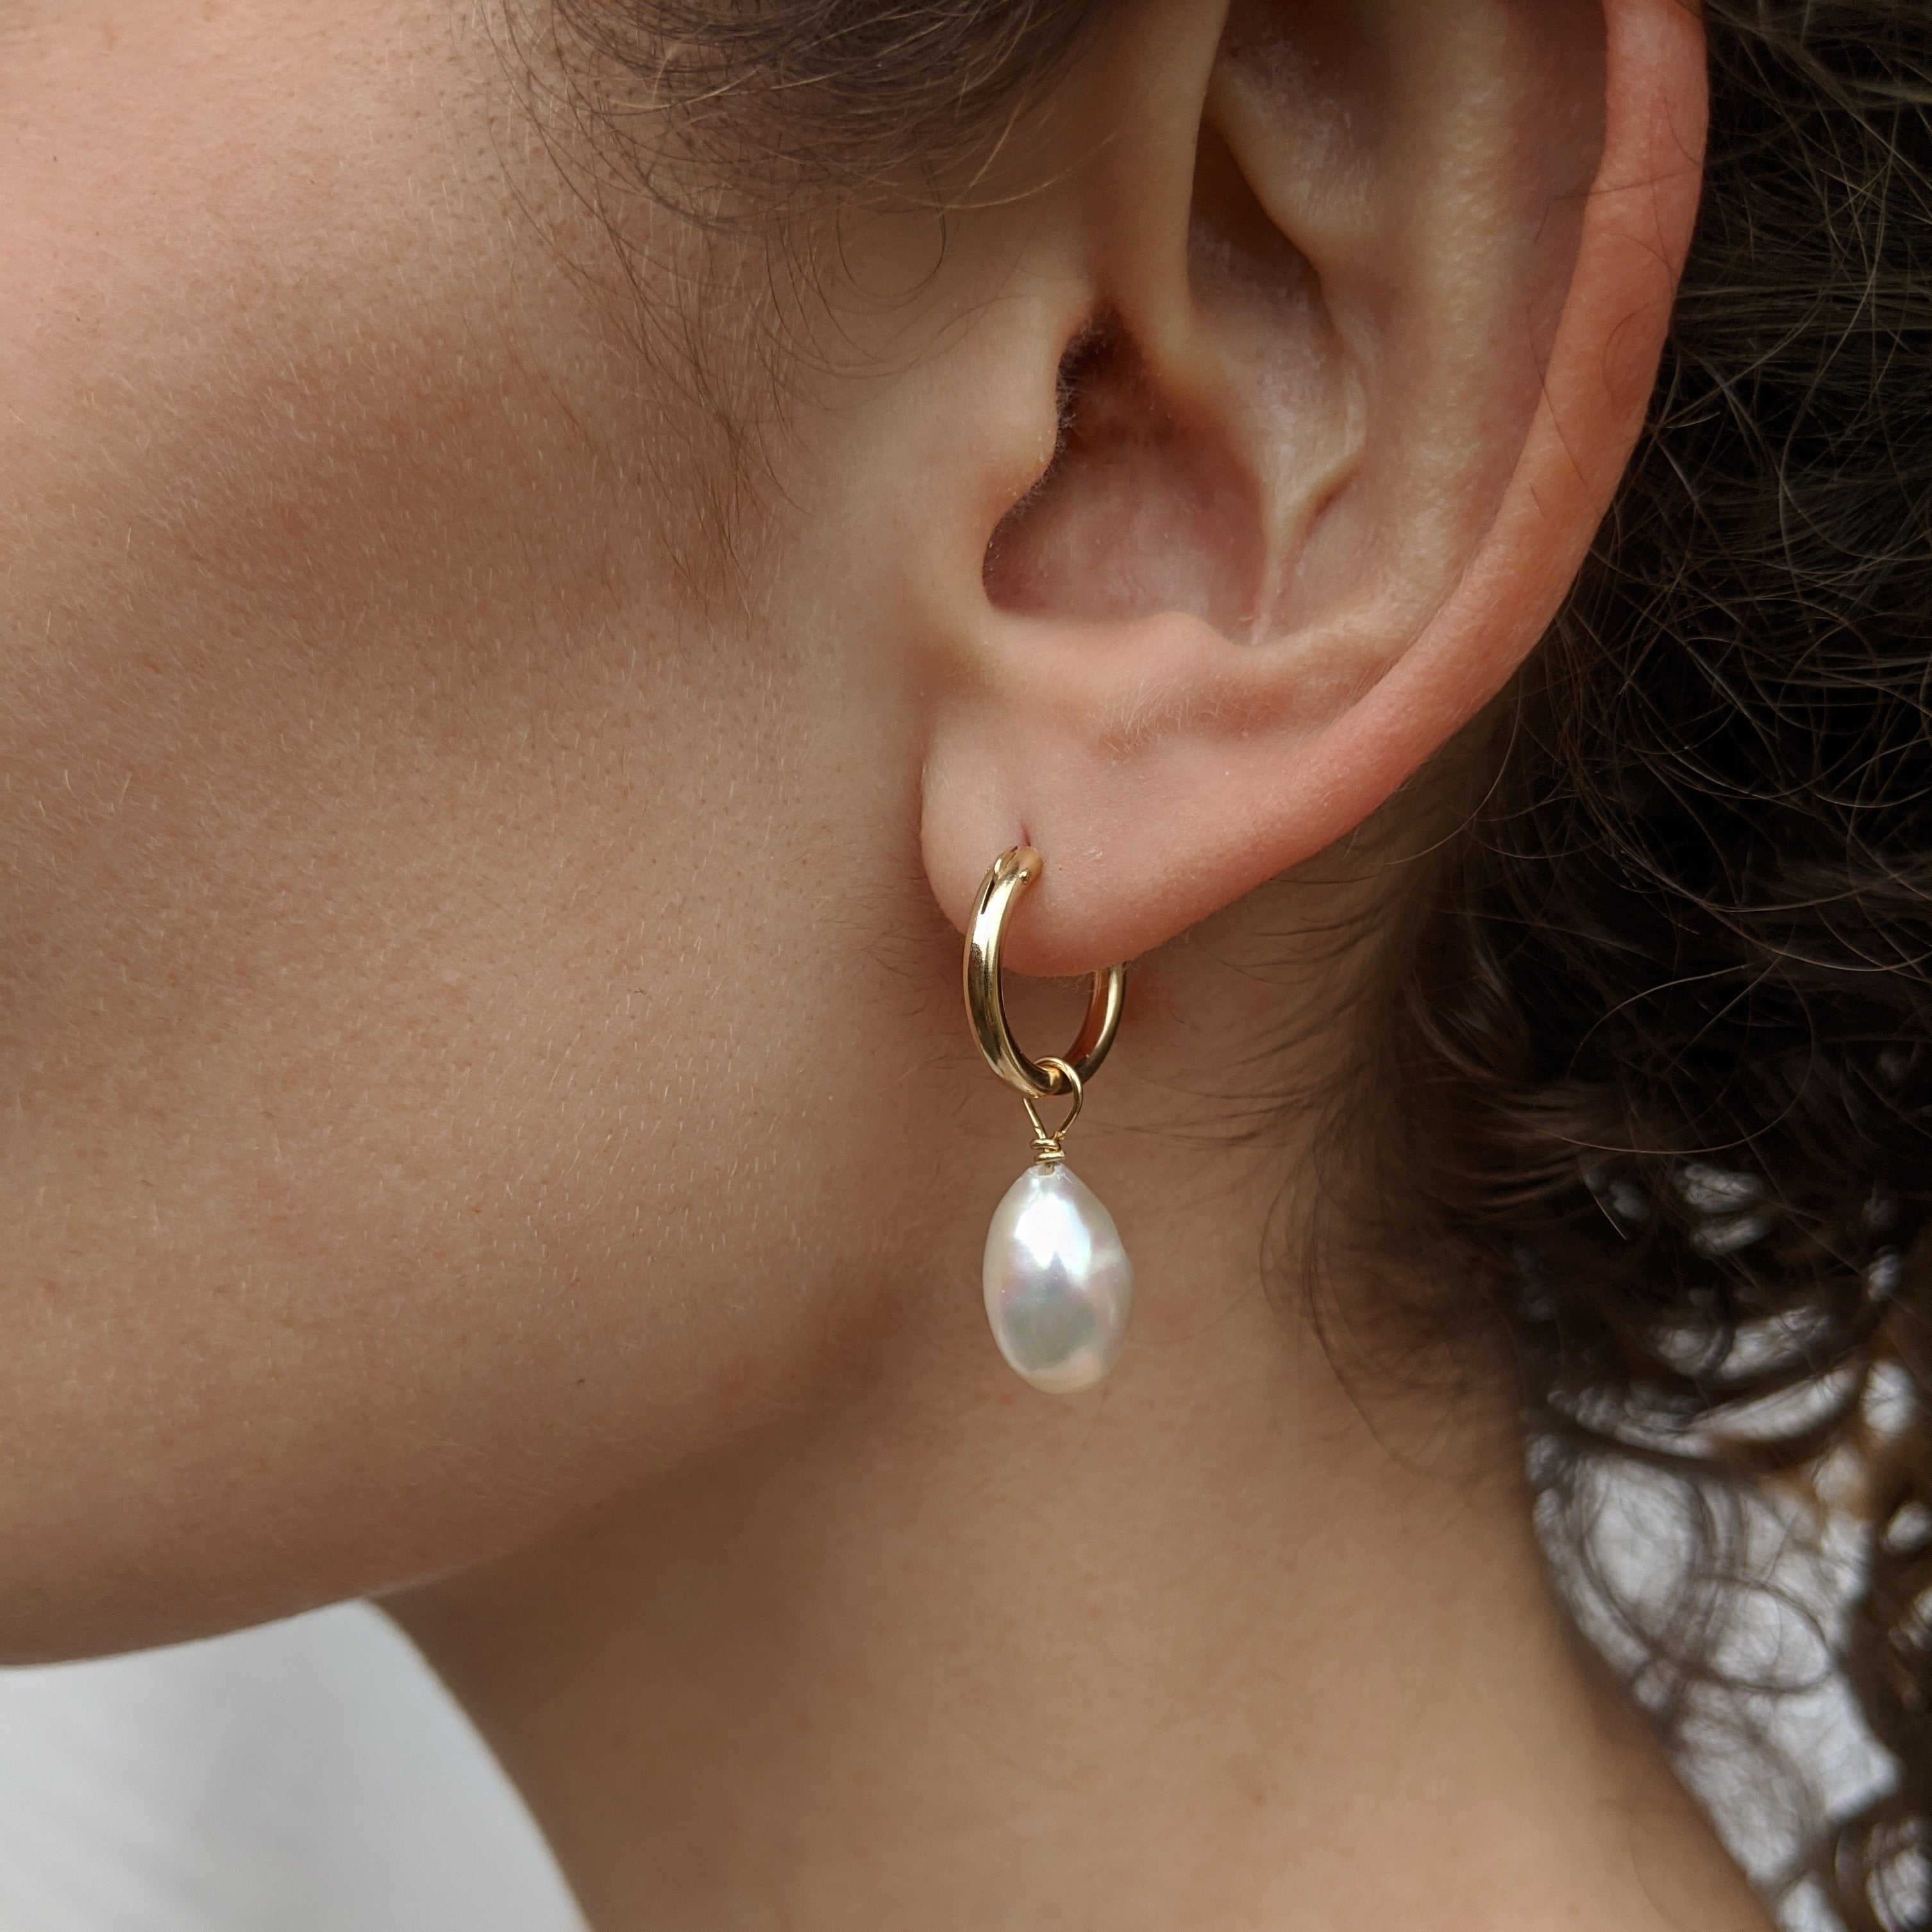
[962,847,1125,1101]
[1021,1057,1083,1162]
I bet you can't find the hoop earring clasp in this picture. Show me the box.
[962,847,1125,1100]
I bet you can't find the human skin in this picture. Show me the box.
[0,1,1766,1928]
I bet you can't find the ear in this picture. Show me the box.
[911,0,1706,975]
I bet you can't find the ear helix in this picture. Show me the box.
[962,847,1134,1394]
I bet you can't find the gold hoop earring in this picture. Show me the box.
[962,846,1134,1395]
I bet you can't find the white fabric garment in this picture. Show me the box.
[0,1603,582,1932]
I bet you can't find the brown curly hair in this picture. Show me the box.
[528,1,1932,1923]
[1377,8,1932,1924]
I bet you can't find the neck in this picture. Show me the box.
[386,1127,1768,1932]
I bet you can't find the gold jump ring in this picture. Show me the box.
[962,847,1125,1100]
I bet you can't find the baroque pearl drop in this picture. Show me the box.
[982,1161,1134,1395]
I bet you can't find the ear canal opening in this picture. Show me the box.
[980,314,1264,640]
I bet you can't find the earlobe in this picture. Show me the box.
[916,0,1707,979]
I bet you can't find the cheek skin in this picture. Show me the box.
[0,0,943,1659]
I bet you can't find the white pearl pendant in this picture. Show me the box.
[982,1161,1134,1395]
